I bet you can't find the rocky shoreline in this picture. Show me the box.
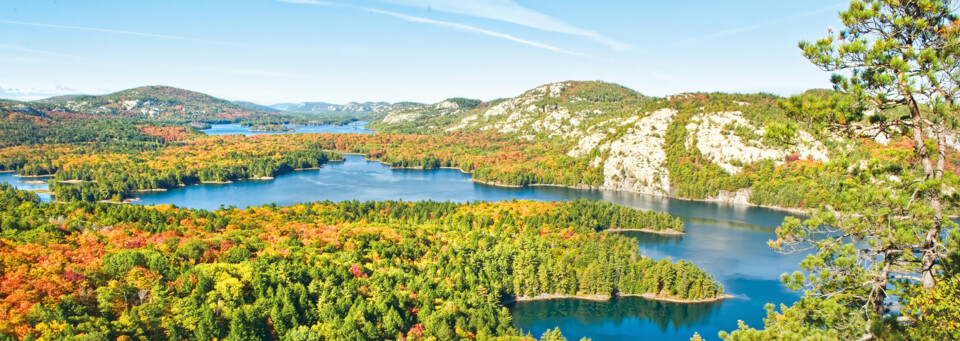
[605,228,685,235]
[502,292,733,305]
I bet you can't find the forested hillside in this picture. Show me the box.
[370,81,960,212]
[0,86,354,132]
[30,86,284,123]
[0,187,716,340]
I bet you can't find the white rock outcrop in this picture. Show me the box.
[122,100,139,110]
[449,82,575,134]
[686,111,830,174]
[597,108,676,195]
[435,100,459,110]
[568,133,607,158]
[706,189,753,206]
[381,111,422,124]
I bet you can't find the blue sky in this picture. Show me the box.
[0,0,844,104]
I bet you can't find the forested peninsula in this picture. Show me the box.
[0,187,717,340]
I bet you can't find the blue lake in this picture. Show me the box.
[128,155,805,340]
[0,172,53,202]
[0,124,806,341]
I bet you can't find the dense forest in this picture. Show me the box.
[0,134,343,202]
[0,186,717,340]
[0,130,604,202]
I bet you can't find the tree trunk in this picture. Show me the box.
[907,94,941,290]
[872,249,892,316]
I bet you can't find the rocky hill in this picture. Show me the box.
[275,101,418,117]
[5,86,286,123]
[369,81,871,207]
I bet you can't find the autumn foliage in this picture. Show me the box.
[0,186,714,340]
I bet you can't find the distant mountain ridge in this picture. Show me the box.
[277,101,418,117]
[2,85,287,123]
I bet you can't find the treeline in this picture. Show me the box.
[51,148,342,202]
[0,135,344,202]
[561,199,684,232]
[303,133,605,188]
[0,117,185,148]
[0,186,720,340]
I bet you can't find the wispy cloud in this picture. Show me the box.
[672,3,846,47]
[216,68,307,79]
[377,0,629,50]
[277,0,584,56]
[0,44,81,59]
[3,20,251,47]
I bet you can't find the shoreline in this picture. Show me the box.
[605,228,685,235]
[457,176,810,216]
[19,180,48,185]
[502,292,733,305]
[132,188,168,192]
[529,183,597,190]
[0,154,822,215]
[13,174,54,178]
[502,294,611,304]
[335,150,817,214]
[471,179,524,188]
[622,293,735,303]
[696,195,809,215]
[97,198,140,204]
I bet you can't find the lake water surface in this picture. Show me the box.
[130,155,806,340]
[0,125,806,341]
[0,172,52,201]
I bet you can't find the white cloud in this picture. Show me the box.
[672,3,845,47]
[379,0,629,50]
[278,0,584,56]
[0,44,81,59]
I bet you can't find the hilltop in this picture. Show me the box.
[1,85,286,124]
[368,81,911,209]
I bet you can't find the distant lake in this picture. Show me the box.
[0,172,52,202]
[202,121,375,135]
[0,126,807,341]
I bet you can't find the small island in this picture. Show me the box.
[248,123,296,132]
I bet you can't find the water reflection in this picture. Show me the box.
[508,276,800,341]
[508,296,723,332]
[615,230,684,247]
